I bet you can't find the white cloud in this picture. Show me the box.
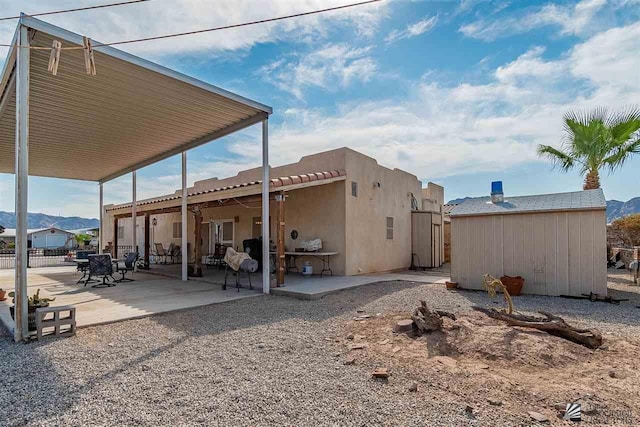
[258,43,377,99]
[208,21,640,185]
[459,0,608,41]
[0,0,387,61]
[385,16,438,43]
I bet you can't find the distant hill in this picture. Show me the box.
[0,211,99,230]
[447,196,640,223]
[606,198,640,223]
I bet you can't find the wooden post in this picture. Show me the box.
[276,192,285,286]
[143,213,150,268]
[113,217,118,257]
[189,205,203,277]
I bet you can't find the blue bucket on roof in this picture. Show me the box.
[491,181,504,203]
[491,181,503,195]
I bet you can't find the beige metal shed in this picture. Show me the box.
[450,189,607,297]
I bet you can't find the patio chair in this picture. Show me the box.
[87,254,116,288]
[154,243,168,264]
[115,252,139,282]
[206,244,228,270]
[75,250,97,284]
[168,243,176,263]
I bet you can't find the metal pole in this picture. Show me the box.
[181,152,188,281]
[261,119,270,294]
[99,183,103,254]
[132,171,137,256]
[14,21,30,342]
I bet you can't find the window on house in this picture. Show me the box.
[117,226,124,239]
[351,181,358,197]
[386,217,394,240]
[172,222,182,239]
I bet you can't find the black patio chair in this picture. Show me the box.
[115,252,139,282]
[87,254,116,288]
[206,244,228,270]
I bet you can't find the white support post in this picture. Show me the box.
[261,119,270,294]
[181,152,188,281]
[99,183,103,254]
[132,171,137,256]
[14,22,30,342]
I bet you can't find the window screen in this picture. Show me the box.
[117,226,124,239]
[351,181,358,197]
[386,217,394,240]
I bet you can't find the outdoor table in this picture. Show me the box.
[270,251,338,277]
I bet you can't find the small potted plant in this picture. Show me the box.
[0,287,6,301]
[7,289,56,332]
[500,275,525,296]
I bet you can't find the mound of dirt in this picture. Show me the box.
[352,311,595,369]
[343,309,640,425]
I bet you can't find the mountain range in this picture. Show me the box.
[0,211,99,230]
[447,197,640,223]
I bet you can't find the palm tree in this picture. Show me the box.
[537,107,640,190]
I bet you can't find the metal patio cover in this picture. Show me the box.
[0,16,272,183]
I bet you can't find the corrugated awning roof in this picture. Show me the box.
[106,169,346,212]
[450,189,606,217]
[0,17,271,183]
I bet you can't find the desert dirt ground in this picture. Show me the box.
[1,270,639,426]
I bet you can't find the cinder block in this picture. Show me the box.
[36,306,76,340]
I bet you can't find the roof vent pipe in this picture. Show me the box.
[491,181,504,203]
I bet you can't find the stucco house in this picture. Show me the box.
[104,148,444,281]
[450,184,607,297]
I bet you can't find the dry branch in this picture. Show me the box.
[411,301,456,334]
[472,307,603,349]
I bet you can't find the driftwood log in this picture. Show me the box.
[473,307,603,349]
[411,301,456,334]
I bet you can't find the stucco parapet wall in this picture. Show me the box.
[104,170,346,214]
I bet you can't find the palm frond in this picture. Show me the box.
[537,144,575,171]
[602,136,640,172]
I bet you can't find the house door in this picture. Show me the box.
[210,220,234,252]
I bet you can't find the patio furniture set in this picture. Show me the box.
[74,252,138,287]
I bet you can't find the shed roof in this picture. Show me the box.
[449,189,606,217]
[0,17,271,183]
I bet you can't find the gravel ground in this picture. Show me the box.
[1,273,638,426]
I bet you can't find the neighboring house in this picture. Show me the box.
[69,227,100,247]
[449,185,607,297]
[29,227,76,249]
[0,227,76,249]
[104,147,445,277]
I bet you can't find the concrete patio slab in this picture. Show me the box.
[144,263,450,300]
[270,272,449,300]
[0,266,262,332]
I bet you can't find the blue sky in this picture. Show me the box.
[0,0,639,218]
